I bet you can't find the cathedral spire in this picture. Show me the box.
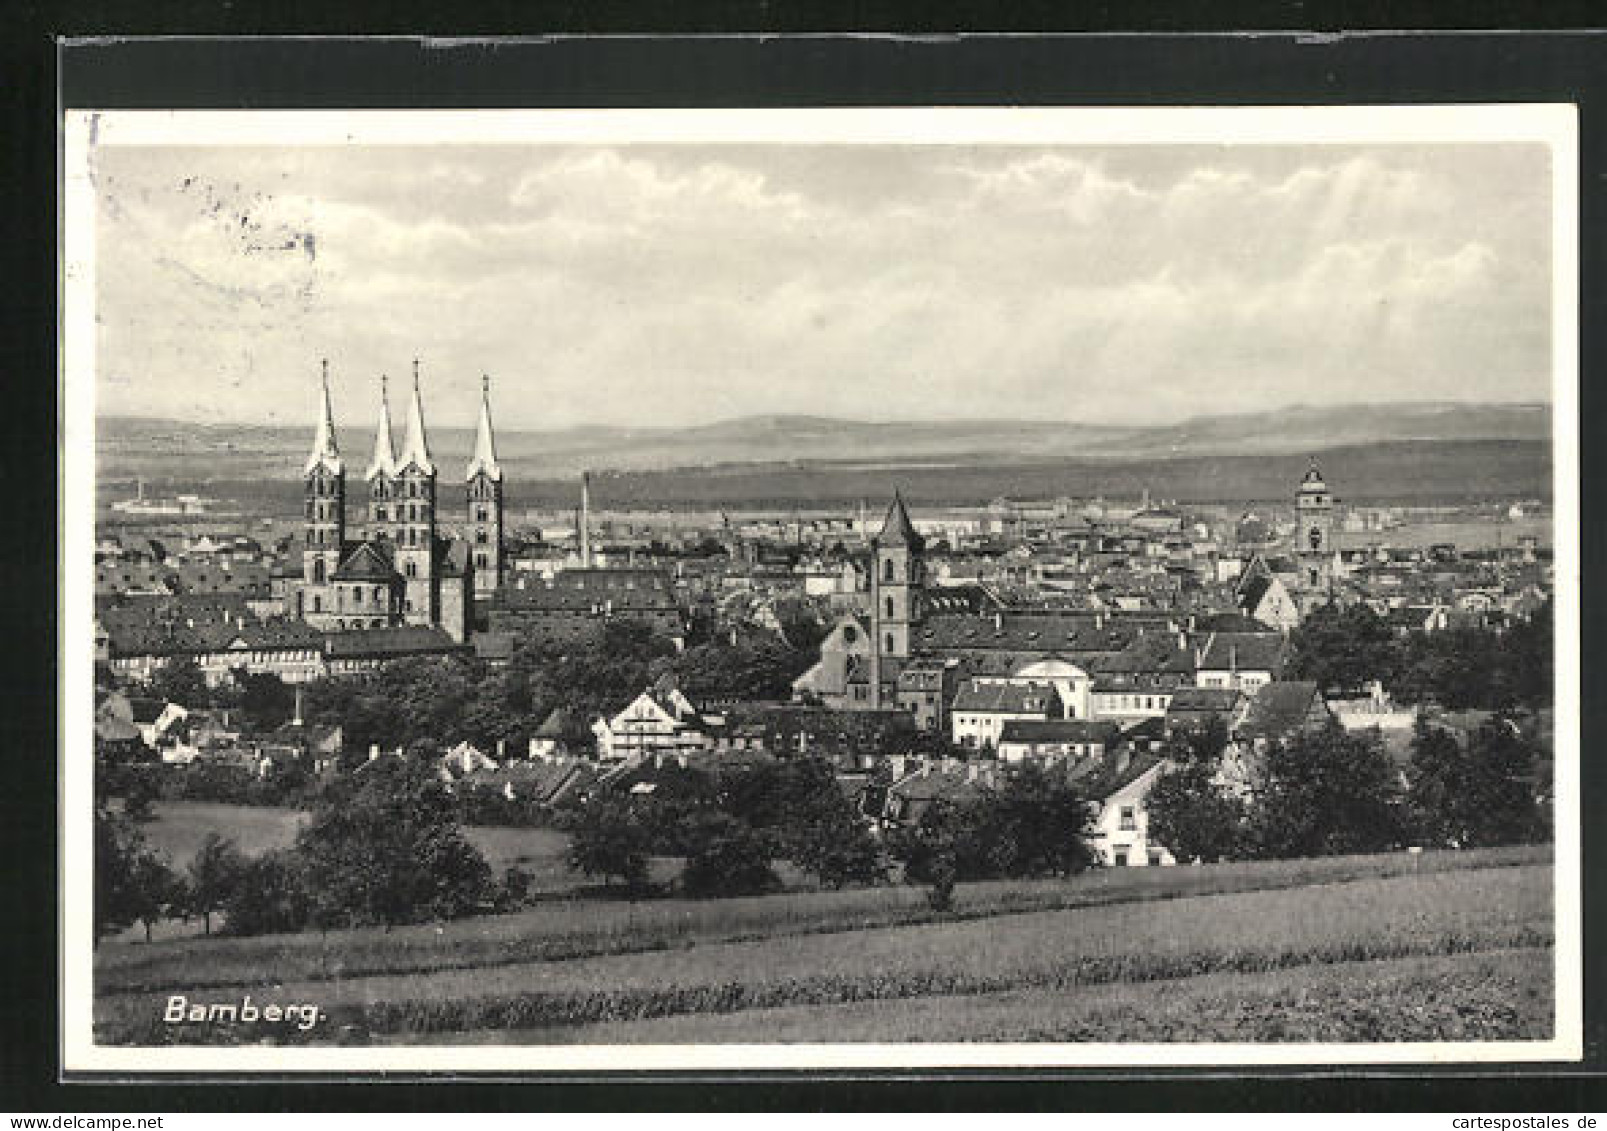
[303,358,343,476]
[366,373,397,480]
[466,373,503,483]
[398,358,435,475]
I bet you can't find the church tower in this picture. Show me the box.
[394,359,438,625]
[302,359,344,602]
[365,374,398,543]
[869,491,924,708]
[465,373,505,599]
[1295,457,1337,594]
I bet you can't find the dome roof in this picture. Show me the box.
[1012,657,1090,681]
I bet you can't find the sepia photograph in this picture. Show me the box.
[59,104,1580,1073]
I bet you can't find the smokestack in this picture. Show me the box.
[293,686,303,727]
[580,471,592,568]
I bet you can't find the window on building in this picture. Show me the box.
[476,530,488,544]
[885,633,894,654]
[376,507,387,522]
[373,586,383,603]
[312,559,325,583]
[1148,849,1165,866]
[1120,805,1137,831]
[883,558,894,583]
[1113,849,1129,867]
[476,507,488,522]
[886,596,895,619]
[312,595,322,612]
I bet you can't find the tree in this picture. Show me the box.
[234,670,296,732]
[120,768,162,824]
[1252,721,1404,859]
[149,655,208,707]
[680,813,781,898]
[887,798,966,910]
[1145,716,1248,863]
[566,796,652,890]
[1406,712,1544,849]
[219,850,313,936]
[965,763,1097,879]
[1146,761,1250,864]
[95,806,178,942]
[183,833,246,936]
[1288,602,1397,696]
[295,757,493,928]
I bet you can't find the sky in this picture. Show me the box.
[90,141,1553,431]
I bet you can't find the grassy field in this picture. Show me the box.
[494,946,1551,1045]
[95,854,1553,1045]
[96,844,1546,995]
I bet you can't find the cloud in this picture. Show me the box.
[91,141,1552,430]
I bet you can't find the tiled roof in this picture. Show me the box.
[1166,686,1243,713]
[323,625,465,658]
[334,540,399,582]
[1239,680,1325,739]
[1194,631,1289,673]
[914,613,1141,656]
[951,681,1060,716]
[998,719,1120,746]
[874,493,924,549]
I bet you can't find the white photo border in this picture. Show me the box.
[60,104,1583,1073]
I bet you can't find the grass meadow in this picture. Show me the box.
[94,849,1554,1045]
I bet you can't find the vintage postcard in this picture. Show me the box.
[60,105,1580,1072]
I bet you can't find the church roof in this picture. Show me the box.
[874,492,924,550]
[334,540,399,582]
[396,361,435,475]
[303,360,343,477]
[465,374,503,483]
[366,374,397,480]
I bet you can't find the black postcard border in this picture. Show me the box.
[7,27,1605,1110]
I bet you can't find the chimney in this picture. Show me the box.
[368,744,380,762]
[496,738,506,760]
[579,471,592,569]
[292,686,304,727]
[994,611,1003,631]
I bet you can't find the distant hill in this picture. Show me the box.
[97,401,1550,486]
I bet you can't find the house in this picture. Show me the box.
[1236,571,1301,631]
[894,657,961,732]
[996,719,1120,764]
[1193,631,1288,692]
[880,759,996,828]
[1164,686,1244,735]
[439,741,499,781]
[1083,749,1176,868]
[322,624,470,676]
[950,679,1063,751]
[1383,604,1450,635]
[529,707,584,759]
[592,683,710,763]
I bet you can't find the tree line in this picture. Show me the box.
[1146,712,1549,865]
[1288,599,1552,708]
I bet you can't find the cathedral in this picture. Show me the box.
[294,360,504,643]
